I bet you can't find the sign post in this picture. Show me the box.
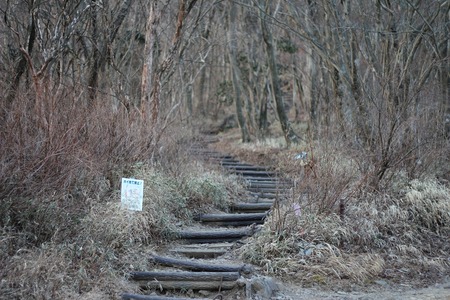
[121,178,144,211]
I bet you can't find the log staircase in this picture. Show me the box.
[121,136,292,299]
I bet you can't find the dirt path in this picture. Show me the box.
[276,280,450,300]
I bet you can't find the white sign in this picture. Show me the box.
[121,178,144,211]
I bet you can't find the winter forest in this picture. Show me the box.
[1,1,449,299]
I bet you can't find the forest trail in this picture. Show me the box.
[121,136,450,300]
[120,135,291,299]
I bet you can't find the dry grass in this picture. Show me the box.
[0,87,243,298]
[240,174,450,284]
[0,156,240,299]
[230,123,450,285]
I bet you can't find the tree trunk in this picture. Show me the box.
[141,1,159,119]
[88,0,133,106]
[4,13,36,116]
[197,9,214,116]
[259,0,299,146]
[227,1,250,142]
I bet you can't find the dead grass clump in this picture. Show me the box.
[241,175,450,284]
[240,219,385,283]
[1,242,138,299]
[79,201,154,249]
[136,167,191,233]
[182,168,240,211]
[326,253,385,282]
[402,178,450,233]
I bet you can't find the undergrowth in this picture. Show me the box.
[0,89,242,299]
[219,115,450,286]
[238,140,450,285]
[0,151,239,299]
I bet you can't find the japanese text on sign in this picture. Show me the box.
[121,178,144,211]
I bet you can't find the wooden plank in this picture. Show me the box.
[202,154,234,159]
[176,228,253,239]
[230,202,273,212]
[246,187,290,194]
[194,212,267,222]
[223,165,269,171]
[247,182,292,188]
[241,176,279,181]
[230,170,276,177]
[179,242,234,249]
[250,192,288,199]
[149,254,252,273]
[182,237,243,243]
[130,271,240,281]
[202,220,264,227]
[245,197,275,204]
[220,162,253,166]
[140,280,237,291]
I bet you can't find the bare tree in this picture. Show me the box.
[259,0,300,145]
[227,0,250,142]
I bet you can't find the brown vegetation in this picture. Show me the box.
[214,126,450,287]
[1,0,449,298]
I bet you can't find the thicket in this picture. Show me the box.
[0,84,244,298]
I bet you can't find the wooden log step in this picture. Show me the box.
[241,176,279,181]
[130,271,240,281]
[139,280,237,291]
[230,202,273,212]
[220,161,253,166]
[246,187,290,194]
[251,199,276,203]
[194,213,267,222]
[247,182,292,189]
[202,220,265,227]
[122,293,208,300]
[218,159,241,164]
[169,247,228,258]
[207,157,239,163]
[245,196,276,203]
[176,228,254,240]
[149,254,253,273]
[250,192,288,199]
[182,237,243,243]
[231,170,276,177]
[208,156,235,161]
[208,154,233,158]
[180,242,235,249]
[223,165,269,171]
